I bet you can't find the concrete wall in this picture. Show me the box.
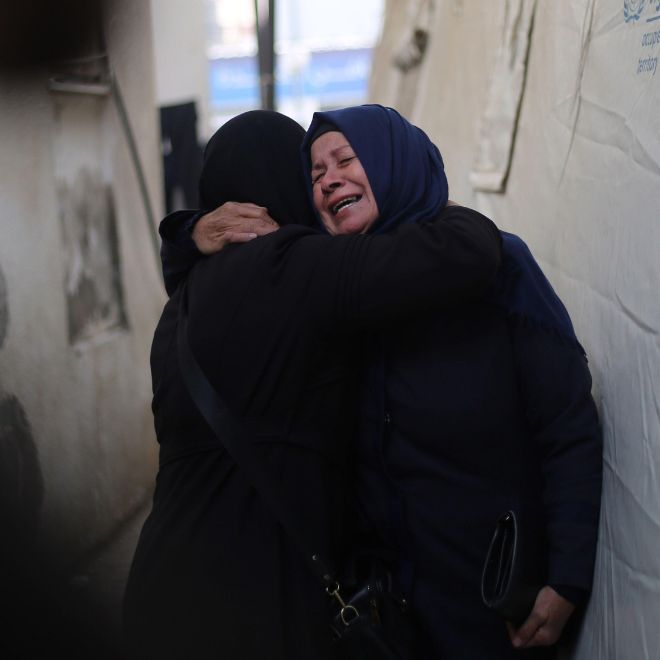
[0,0,164,581]
[370,1,660,658]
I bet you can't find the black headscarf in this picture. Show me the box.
[199,110,315,228]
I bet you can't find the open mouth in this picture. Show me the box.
[331,195,361,215]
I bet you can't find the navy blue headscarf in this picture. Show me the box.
[302,104,584,355]
[302,104,448,233]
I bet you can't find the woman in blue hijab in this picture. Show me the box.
[302,104,602,660]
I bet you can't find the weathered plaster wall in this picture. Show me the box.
[370,1,660,658]
[0,0,164,578]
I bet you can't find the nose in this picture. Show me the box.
[321,165,344,194]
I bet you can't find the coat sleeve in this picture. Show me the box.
[159,209,205,296]
[290,206,502,328]
[185,206,502,429]
[511,323,603,592]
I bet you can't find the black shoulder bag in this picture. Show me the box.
[177,286,416,660]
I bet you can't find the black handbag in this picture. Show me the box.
[177,286,416,660]
[481,510,547,626]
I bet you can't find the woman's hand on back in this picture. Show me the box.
[192,202,279,254]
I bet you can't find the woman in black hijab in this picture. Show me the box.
[123,110,502,660]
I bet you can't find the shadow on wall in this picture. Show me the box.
[0,265,45,594]
[0,395,43,571]
[0,393,49,657]
[0,1,107,70]
[0,270,125,656]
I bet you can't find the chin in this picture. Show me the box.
[336,215,371,235]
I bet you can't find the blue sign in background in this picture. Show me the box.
[209,48,373,109]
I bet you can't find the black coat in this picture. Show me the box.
[123,207,501,660]
[356,301,602,659]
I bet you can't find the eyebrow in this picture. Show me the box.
[311,144,353,171]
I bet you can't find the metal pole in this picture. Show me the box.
[254,0,275,110]
[110,74,162,278]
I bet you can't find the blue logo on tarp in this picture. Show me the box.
[625,0,646,22]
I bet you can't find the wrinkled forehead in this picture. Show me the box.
[309,130,353,164]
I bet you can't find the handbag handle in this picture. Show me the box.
[176,283,339,593]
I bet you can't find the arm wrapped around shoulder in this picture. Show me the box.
[302,204,503,327]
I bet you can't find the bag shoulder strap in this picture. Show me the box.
[176,284,337,591]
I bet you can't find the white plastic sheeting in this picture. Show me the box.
[470,0,537,192]
[369,1,660,658]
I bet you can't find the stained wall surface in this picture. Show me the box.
[370,1,660,658]
[0,0,164,582]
